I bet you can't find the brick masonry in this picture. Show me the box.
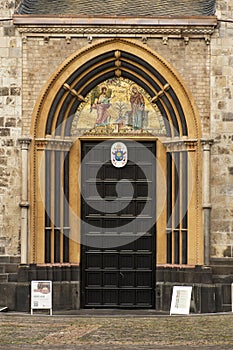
[0,0,232,260]
[148,39,210,136]
[21,37,87,135]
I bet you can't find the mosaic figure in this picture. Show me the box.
[91,86,112,125]
[129,86,145,129]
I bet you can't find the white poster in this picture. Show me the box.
[170,286,192,315]
[31,281,52,312]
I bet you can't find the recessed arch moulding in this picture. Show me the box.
[31,38,201,140]
[29,38,203,265]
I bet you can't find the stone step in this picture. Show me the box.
[213,275,233,283]
[222,304,232,312]
[0,263,19,273]
[0,272,18,282]
[210,258,233,266]
[0,256,11,263]
[0,274,8,282]
[211,265,233,275]
[0,256,20,264]
[9,256,20,264]
[7,273,17,282]
[211,264,233,283]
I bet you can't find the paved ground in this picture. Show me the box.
[0,311,233,349]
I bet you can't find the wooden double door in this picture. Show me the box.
[81,140,156,308]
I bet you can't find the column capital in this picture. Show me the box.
[201,138,214,150]
[18,137,32,150]
[163,138,197,152]
[19,201,30,208]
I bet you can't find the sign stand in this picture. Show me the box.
[31,280,52,316]
[170,286,192,315]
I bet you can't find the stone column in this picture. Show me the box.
[18,137,31,264]
[201,139,213,266]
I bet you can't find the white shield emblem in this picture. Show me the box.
[111,142,127,168]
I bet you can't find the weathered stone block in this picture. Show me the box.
[0,128,10,137]
[17,265,29,282]
[10,86,21,96]
[223,112,233,121]
[5,118,16,127]
[0,87,9,96]
[3,25,15,37]
[0,282,16,310]
[16,283,30,312]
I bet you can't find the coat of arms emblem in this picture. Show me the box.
[111,142,127,168]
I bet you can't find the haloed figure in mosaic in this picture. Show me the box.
[129,86,145,129]
[91,86,112,126]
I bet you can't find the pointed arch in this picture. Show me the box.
[31,38,201,140]
[29,38,203,267]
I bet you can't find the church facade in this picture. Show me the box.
[0,0,233,312]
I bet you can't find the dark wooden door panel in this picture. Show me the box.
[81,140,156,308]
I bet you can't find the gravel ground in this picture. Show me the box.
[0,312,233,349]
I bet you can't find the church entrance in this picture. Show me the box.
[28,39,203,313]
[80,140,156,308]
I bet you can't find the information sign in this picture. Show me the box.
[170,286,192,315]
[31,280,52,315]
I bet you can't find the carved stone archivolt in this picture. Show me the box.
[28,37,204,265]
[30,38,202,140]
[151,84,170,103]
[63,83,85,101]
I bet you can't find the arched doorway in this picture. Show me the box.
[29,38,202,308]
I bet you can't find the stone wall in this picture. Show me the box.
[9,23,212,258]
[1,0,232,261]
[210,0,233,258]
[0,0,21,255]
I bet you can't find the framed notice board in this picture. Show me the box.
[170,286,192,315]
[31,280,52,315]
